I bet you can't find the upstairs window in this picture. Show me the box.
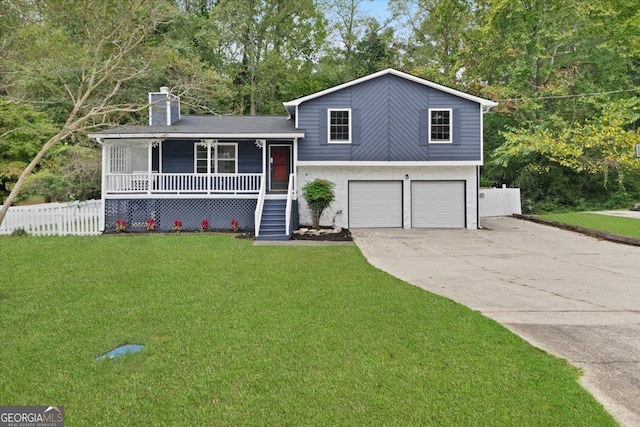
[195,141,237,174]
[328,109,351,143]
[429,109,452,143]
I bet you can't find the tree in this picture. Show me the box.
[0,0,173,227]
[208,0,327,115]
[23,145,102,202]
[302,179,336,229]
[492,98,640,195]
[0,100,57,203]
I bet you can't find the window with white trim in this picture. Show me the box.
[195,141,237,173]
[429,109,452,143]
[328,109,351,143]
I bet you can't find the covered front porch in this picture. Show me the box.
[101,138,295,196]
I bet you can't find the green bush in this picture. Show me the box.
[302,178,335,228]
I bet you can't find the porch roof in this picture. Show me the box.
[90,115,305,140]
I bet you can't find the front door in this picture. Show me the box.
[270,146,291,191]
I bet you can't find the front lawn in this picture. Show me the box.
[0,235,616,426]
[539,212,640,239]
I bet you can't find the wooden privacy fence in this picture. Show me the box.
[479,187,522,217]
[0,199,102,236]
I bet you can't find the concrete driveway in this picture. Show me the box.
[352,217,640,427]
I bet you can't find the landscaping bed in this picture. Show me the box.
[291,226,353,241]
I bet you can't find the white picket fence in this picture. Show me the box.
[479,186,522,217]
[0,199,102,236]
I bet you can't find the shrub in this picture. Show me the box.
[10,227,29,237]
[302,179,335,229]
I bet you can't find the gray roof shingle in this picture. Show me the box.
[93,115,304,139]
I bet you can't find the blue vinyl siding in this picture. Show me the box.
[297,74,482,162]
[161,139,262,173]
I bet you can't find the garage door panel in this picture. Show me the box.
[412,181,465,228]
[349,181,402,228]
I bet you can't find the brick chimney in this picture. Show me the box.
[149,87,180,126]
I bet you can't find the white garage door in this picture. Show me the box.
[349,181,403,228]
[411,181,465,228]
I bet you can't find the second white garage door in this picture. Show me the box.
[411,181,466,228]
[349,181,403,228]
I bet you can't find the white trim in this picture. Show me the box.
[428,108,453,144]
[479,104,485,166]
[327,108,352,144]
[283,68,498,115]
[296,160,482,167]
[104,194,259,200]
[90,132,305,140]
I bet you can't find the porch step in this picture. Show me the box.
[257,199,288,241]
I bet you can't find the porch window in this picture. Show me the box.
[109,144,148,173]
[110,145,130,173]
[328,109,351,143]
[429,109,452,143]
[195,141,237,173]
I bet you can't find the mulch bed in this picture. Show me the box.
[290,227,353,241]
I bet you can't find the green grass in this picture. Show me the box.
[539,212,640,239]
[0,234,616,426]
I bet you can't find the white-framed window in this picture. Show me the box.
[328,109,351,143]
[195,141,238,173]
[429,108,452,143]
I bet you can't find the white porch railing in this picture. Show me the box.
[105,173,262,194]
[285,173,296,236]
[0,200,102,236]
[254,174,267,237]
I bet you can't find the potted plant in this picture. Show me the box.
[173,220,183,232]
[200,219,210,232]
[231,218,240,232]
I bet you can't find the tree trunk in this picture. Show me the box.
[0,131,70,226]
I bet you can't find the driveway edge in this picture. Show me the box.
[513,214,640,247]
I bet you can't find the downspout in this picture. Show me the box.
[98,138,106,233]
[476,165,481,230]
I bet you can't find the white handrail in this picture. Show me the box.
[254,173,267,237]
[285,173,296,236]
[105,173,262,194]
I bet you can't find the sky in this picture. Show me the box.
[360,0,392,21]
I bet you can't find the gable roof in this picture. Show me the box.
[90,115,304,140]
[282,68,498,116]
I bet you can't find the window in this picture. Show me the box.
[328,109,351,143]
[195,141,237,173]
[429,109,452,143]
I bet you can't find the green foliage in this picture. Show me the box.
[0,235,617,426]
[302,178,336,228]
[9,228,28,237]
[23,145,101,202]
[0,100,57,202]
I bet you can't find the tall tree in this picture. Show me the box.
[0,0,173,227]
[208,0,326,115]
[397,0,475,85]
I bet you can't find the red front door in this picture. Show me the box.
[270,146,290,191]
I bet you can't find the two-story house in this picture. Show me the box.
[90,68,497,239]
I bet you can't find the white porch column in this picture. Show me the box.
[147,141,153,195]
[293,137,298,200]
